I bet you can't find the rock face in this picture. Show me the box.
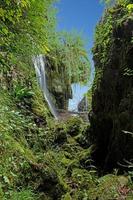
[78,96,88,112]
[90,3,133,171]
[45,57,72,110]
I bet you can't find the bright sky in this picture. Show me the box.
[56,0,104,110]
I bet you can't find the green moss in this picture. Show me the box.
[92,1,133,95]
[61,193,72,200]
[31,81,50,119]
[0,90,132,199]
[87,89,92,112]
[65,117,86,136]
[88,174,130,200]
[9,189,39,200]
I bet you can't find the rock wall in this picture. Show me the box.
[45,56,72,110]
[90,2,133,171]
[78,96,88,112]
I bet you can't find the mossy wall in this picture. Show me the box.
[89,1,133,170]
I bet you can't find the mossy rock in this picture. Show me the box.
[54,128,67,146]
[88,174,130,200]
[71,168,96,189]
[65,117,85,136]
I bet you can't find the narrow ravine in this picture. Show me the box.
[0,0,133,199]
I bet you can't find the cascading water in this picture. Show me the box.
[33,55,59,119]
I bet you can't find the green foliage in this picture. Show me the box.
[123,68,133,76]
[102,0,133,7]
[92,12,113,68]
[9,189,38,200]
[0,87,132,199]
[0,0,56,70]
[0,0,133,199]
[0,0,90,106]
[14,85,34,100]
[92,0,133,93]
[48,31,90,84]
[88,174,133,200]
[127,3,133,12]
[117,0,133,6]
[62,193,72,200]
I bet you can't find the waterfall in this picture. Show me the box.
[33,55,59,119]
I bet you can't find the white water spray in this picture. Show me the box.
[33,55,58,119]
